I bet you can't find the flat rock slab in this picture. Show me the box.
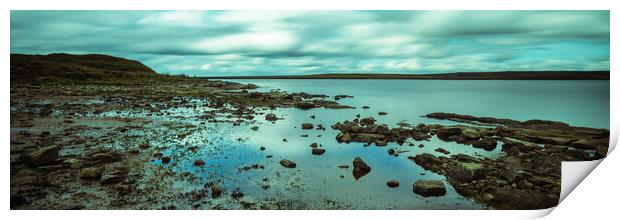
[413,180,446,197]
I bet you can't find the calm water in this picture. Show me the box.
[232,79,610,129]
[104,80,609,209]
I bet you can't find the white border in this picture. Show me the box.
[2,0,617,219]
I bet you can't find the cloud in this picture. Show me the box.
[138,11,205,27]
[10,10,610,76]
[193,31,298,53]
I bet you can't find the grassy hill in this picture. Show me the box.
[11,53,158,82]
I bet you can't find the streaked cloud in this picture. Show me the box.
[10,10,609,76]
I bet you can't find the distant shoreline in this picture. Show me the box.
[204,71,610,80]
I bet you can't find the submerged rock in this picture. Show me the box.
[352,156,371,180]
[413,180,446,197]
[279,159,296,168]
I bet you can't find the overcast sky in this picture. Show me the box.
[11,11,610,76]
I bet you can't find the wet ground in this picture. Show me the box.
[10,79,608,210]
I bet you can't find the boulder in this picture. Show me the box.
[161,156,171,164]
[352,156,371,179]
[265,113,278,121]
[437,127,462,139]
[312,148,326,155]
[280,159,296,168]
[462,128,482,140]
[446,162,484,183]
[435,148,451,155]
[375,124,390,134]
[472,138,497,151]
[29,145,60,166]
[357,133,385,143]
[375,140,388,146]
[194,160,206,167]
[79,167,102,180]
[295,102,316,110]
[211,184,223,198]
[336,133,352,143]
[360,117,376,126]
[387,180,400,188]
[413,180,446,197]
[100,166,128,185]
[301,123,314,129]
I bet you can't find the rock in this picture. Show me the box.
[259,146,266,151]
[139,143,150,149]
[413,180,446,197]
[251,126,259,131]
[352,156,371,180]
[517,180,535,189]
[282,138,288,142]
[462,128,481,140]
[362,106,370,109]
[295,102,316,110]
[194,160,206,167]
[378,112,388,115]
[436,127,462,139]
[231,189,244,199]
[375,124,390,134]
[446,162,484,183]
[29,145,60,166]
[265,113,278,121]
[387,180,400,188]
[161,156,171,164]
[411,132,431,141]
[375,140,388,146]
[79,167,102,180]
[472,138,497,151]
[100,166,128,185]
[211,185,222,198]
[387,148,396,155]
[310,143,318,148]
[312,148,326,155]
[280,159,296,168]
[501,169,522,183]
[435,148,451,155]
[337,165,350,169]
[418,144,424,148]
[571,137,608,150]
[357,133,385,143]
[301,123,314,129]
[360,117,376,126]
[336,133,352,143]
